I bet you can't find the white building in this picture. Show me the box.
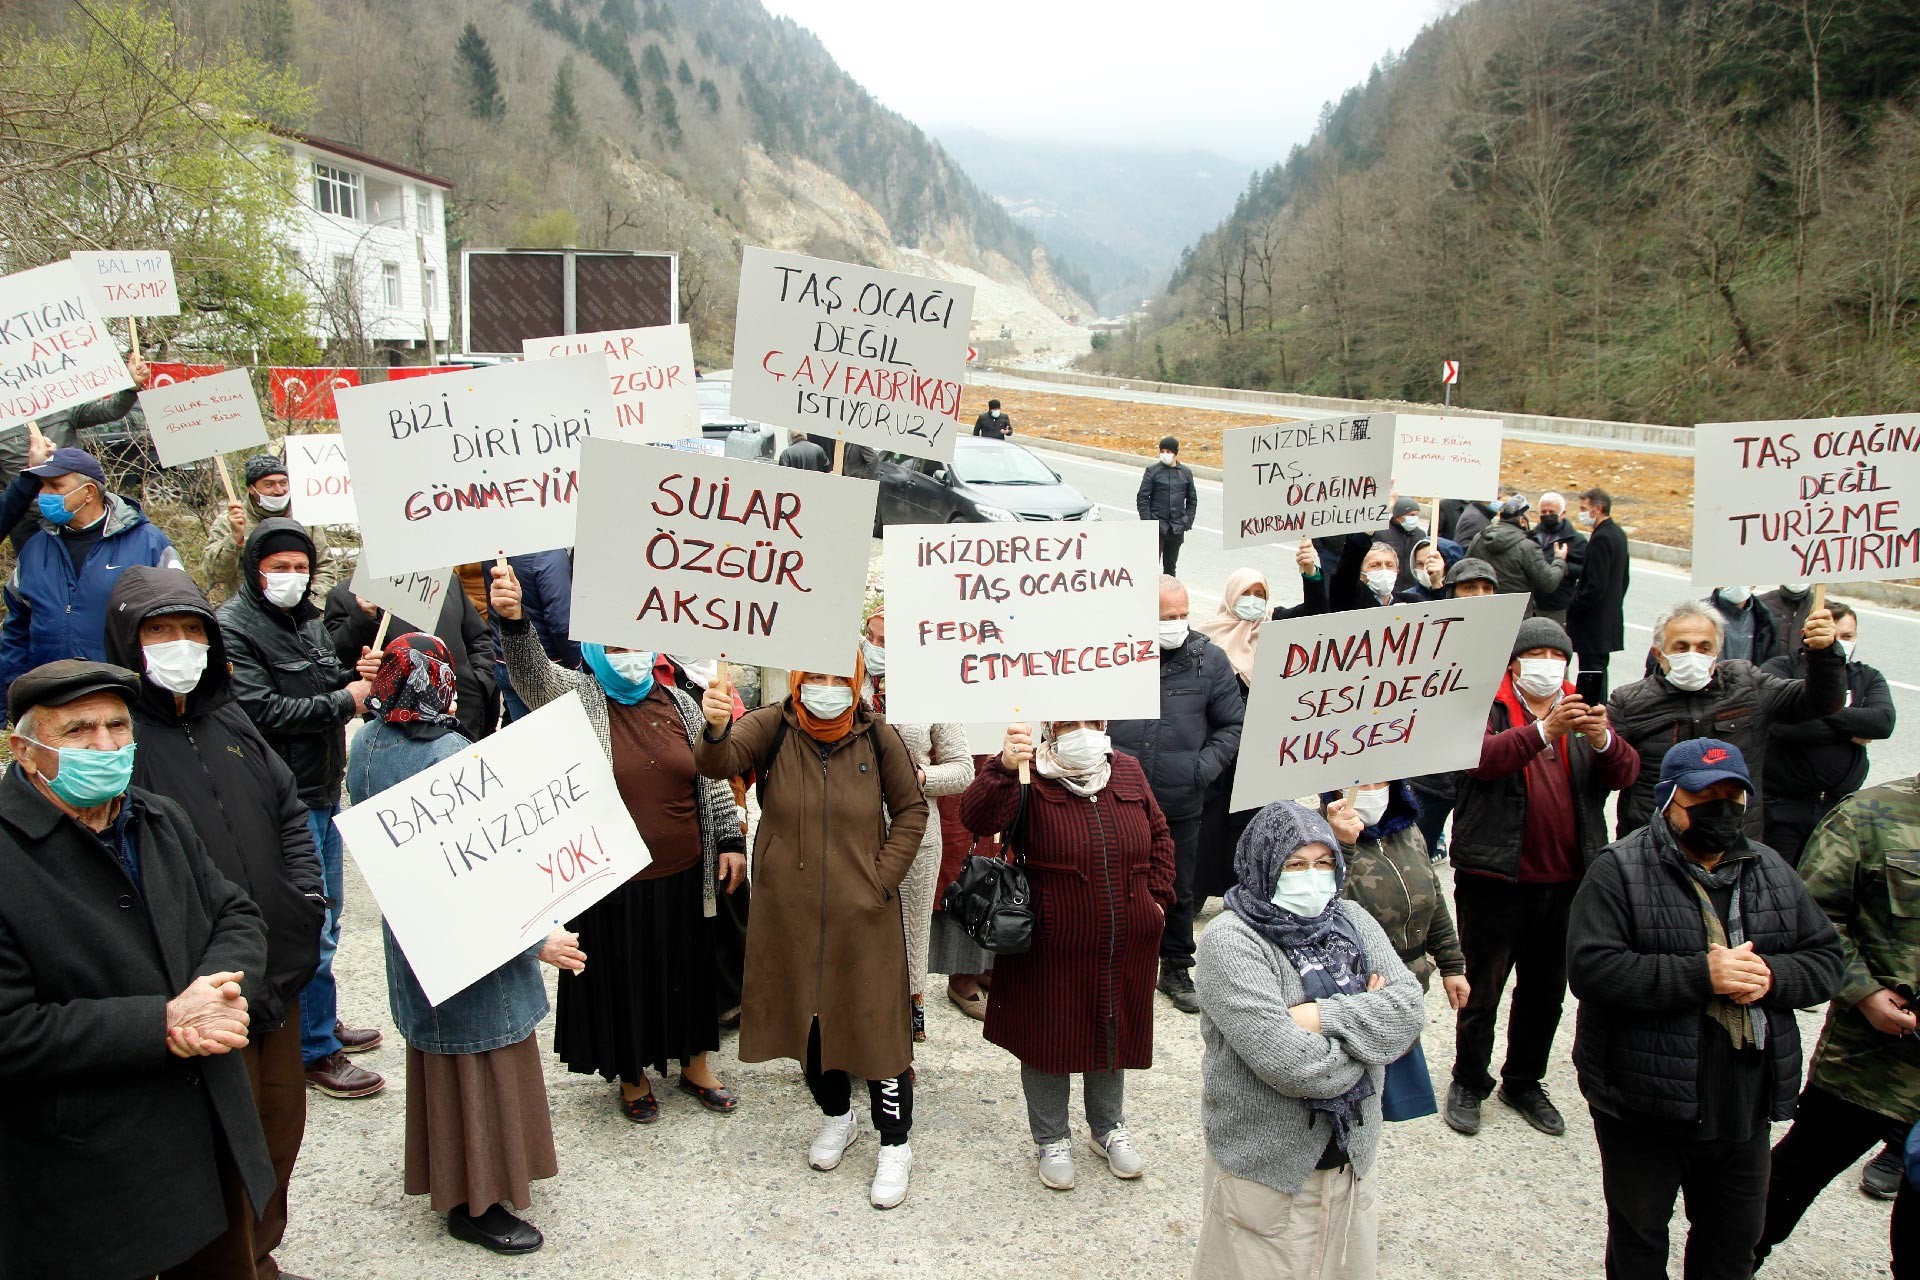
[276,132,453,355]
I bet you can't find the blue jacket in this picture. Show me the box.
[345,719,549,1053]
[0,491,181,694]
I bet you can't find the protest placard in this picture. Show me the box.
[333,692,650,1006]
[136,368,268,468]
[1230,593,1528,809]
[729,247,975,463]
[881,521,1161,724]
[348,560,455,627]
[284,433,357,525]
[68,250,181,318]
[522,323,699,444]
[335,354,617,576]
[569,437,876,675]
[1692,414,1920,587]
[1222,415,1396,548]
[0,259,134,431]
[1392,413,1502,500]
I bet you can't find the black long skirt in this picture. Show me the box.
[554,860,719,1082]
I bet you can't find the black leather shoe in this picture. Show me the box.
[1498,1083,1567,1136]
[448,1204,544,1254]
[1158,964,1200,1015]
[1863,1143,1904,1200]
[1444,1082,1484,1135]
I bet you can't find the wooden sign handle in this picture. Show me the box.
[213,454,239,505]
[1018,760,1031,785]
[127,316,140,357]
[1811,583,1827,611]
[371,609,393,650]
[831,438,845,475]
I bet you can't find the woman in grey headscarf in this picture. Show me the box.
[1190,801,1426,1279]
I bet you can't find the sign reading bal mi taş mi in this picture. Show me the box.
[1222,414,1397,549]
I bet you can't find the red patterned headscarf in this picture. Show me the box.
[368,634,463,740]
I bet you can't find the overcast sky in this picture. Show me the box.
[760,0,1452,165]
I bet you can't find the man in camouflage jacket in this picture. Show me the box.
[1755,776,1920,1267]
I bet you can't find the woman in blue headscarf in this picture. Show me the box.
[1190,800,1426,1280]
[491,563,748,1124]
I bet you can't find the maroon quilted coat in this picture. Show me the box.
[959,752,1176,1074]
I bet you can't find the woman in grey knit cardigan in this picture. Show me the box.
[1191,800,1426,1280]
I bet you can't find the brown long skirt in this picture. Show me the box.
[404,1032,558,1213]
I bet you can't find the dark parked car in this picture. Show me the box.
[873,436,1101,529]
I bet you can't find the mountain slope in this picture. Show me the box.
[1094,0,1920,424]
[937,128,1252,314]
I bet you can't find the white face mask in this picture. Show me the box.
[672,655,718,689]
[1159,451,1176,467]
[606,651,655,683]
[1577,509,1594,526]
[1351,788,1389,828]
[799,682,854,718]
[1232,594,1268,623]
[1663,651,1716,692]
[254,491,291,513]
[1515,657,1567,699]
[143,638,210,695]
[861,638,886,677]
[1780,583,1810,597]
[1365,568,1396,599]
[1271,866,1338,918]
[1399,517,1425,535]
[1050,727,1110,772]
[1158,619,1189,649]
[1838,638,1855,662]
[260,571,308,608]
[1719,585,1753,606]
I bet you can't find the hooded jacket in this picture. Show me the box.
[200,484,337,607]
[215,518,357,806]
[105,566,324,1029]
[0,490,182,697]
[1467,519,1567,597]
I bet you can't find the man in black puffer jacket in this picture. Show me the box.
[104,565,326,1276]
[1110,575,1243,1013]
[1135,436,1198,576]
[1568,738,1841,1280]
[216,518,385,1100]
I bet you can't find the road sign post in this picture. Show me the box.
[1442,358,1460,409]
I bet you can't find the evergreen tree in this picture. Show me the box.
[601,0,639,33]
[641,42,669,81]
[549,58,582,144]
[698,77,721,113]
[654,84,682,146]
[456,22,506,122]
[249,0,294,65]
[676,57,694,86]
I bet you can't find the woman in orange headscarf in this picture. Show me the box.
[693,651,931,1211]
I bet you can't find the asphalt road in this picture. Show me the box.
[1030,443,1920,790]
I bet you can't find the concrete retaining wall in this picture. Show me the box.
[983,365,1696,450]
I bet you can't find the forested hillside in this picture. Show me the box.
[1089,0,1920,425]
[1,0,1089,360]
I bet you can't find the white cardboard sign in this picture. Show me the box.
[69,249,181,318]
[1222,415,1396,548]
[568,437,877,676]
[729,247,975,463]
[1692,414,1920,587]
[138,368,269,467]
[0,260,135,431]
[882,521,1162,724]
[284,433,357,526]
[522,323,700,444]
[348,561,456,626]
[335,692,650,1006]
[1231,593,1529,809]
[335,354,618,576]
[1392,413,1503,500]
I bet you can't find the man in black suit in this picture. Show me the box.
[1567,487,1630,704]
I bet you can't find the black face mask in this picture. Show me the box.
[1540,513,1561,532]
[1674,798,1747,855]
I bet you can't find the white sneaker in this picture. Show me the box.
[1036,1139,1076,1190]
[1089,1127,1144,1179]
[808,1110,861,1171]
[870,1142,913,1209]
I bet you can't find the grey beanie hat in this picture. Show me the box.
[1445,557,1498,587]
[1512,616,1574,660]
[1234,799,1345,902]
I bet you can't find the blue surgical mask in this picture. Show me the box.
[25,738,137,808]
[36,491,78,527]
[1232,594,1268,622]
[1271,866,1338,918]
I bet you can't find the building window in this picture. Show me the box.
[415,187,432,229]
[381,262,402,307]
[312,162,362,220]
[423,267,437,311]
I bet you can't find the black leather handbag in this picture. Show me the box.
[939,782,1035,955]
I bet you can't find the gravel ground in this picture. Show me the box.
[276,856,1893,1279]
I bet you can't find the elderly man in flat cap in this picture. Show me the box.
[0,659,275,1279]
